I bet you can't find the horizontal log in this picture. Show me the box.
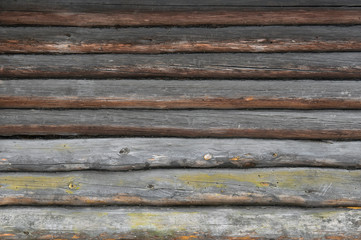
[2,79,361,109]
[1,53,361,79]
[1,109,361,139]
[0,168,360,206]
[1,138,361,171]
[2,26,361,53]
[3,0,361,11]
[0,207,361,239]
[2,9,361,26]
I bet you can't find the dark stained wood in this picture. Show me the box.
[1,53,361,79]
[1,138,361,171]
[1,109,361,139]
[1,8,361,27]
[2,26,361,53]
[2,80,361,109]
[3,0,361,11]
[0,169,361,206]
[1,206,361,239]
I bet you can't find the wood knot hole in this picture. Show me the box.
[119,148,130,155]
[68,182,77,189]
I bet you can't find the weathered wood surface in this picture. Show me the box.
[2,8,361,26]
[1,109,361,139]
[1,138,361,171]
[2,79,361,109]
[0,168,361,206]
[2,26,361,53]
[1,207,361,239]
[3,0,361,11]
[1,53,361,79]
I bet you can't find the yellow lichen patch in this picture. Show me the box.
[230,156,241,161]
[1,158,7,161]
[0,176,80,193]
[177,170,353,190]
[312,210,340,219]
[128,212,197,231]
[347,207,361,210]
[128,212,166,230]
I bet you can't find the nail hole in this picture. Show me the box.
[272,153,278,157]
[65,33,71,37]
[147,184,154,189]
[68,182,77,189]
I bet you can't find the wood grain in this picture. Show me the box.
[1,109,361,139]
[0,206,361,239]
[2,26,361,53]
[0,168,361,206]
[1,2,361,27]
[2,79,361,109]
[1,53,361,79]
[1,138,361,171]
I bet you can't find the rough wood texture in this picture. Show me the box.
[0,168,361,206]
[1,207,361,239]
[2,79,361,109]
[1,109,361,139]
[2,26,361,53]
[2,9,361,26]
[3,0,361,11]
[1,53,361,79]
[1,138,361,171]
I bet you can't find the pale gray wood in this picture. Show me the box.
[1,138,361,171]
[0,206,361,239]
[0,168,360,206]
[1,53,360,79]
[2,79,361,99]
[1,109,361,131]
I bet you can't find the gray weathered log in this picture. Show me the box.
[1,53,361,79]
[2,79,361,109]
[1,138,361,171]
[2,26,361,53]
[1,109,361,139]
[0,206,361,239]
[0,168,360,206]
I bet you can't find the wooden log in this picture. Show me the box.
[2,26,361,53]
[0,168,361,206]
[1,109,361,139]
[3,0,361,11]
[1,138,361,171]
[2,79,361,109]
[0,206,361,239]
[2,9,361,26]
[1,53,361,79]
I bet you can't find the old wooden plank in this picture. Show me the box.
[2,8,361,26]
[1,53,361,79]
[2,26,361,53]
[2,79,361,109]
[0,206,361,239]
[0,168,360,206]
[0,109,360,139]
[3,0,361,11]
[1,109,361,139]
[1,138,361,171]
